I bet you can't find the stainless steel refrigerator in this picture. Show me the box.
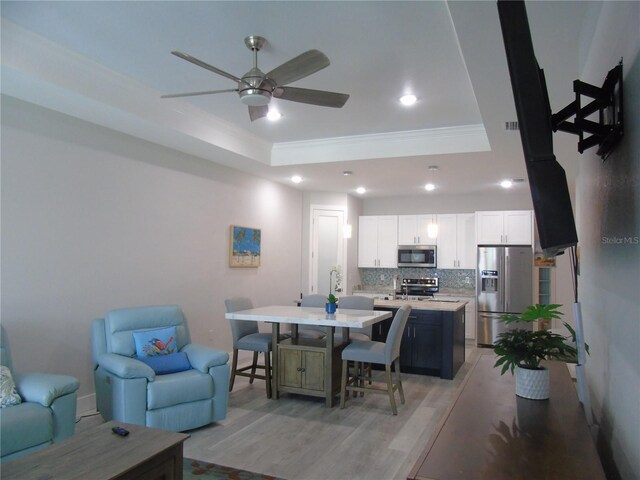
[477,246,533,346]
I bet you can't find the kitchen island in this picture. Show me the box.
[226,305,392,407]
[372,299,467,380]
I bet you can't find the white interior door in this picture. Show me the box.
[310,207,345,295]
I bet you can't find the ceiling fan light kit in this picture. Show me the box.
[163,35,349,121]
[239,87,272,106]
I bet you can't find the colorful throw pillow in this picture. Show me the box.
[139,352,191,375]
[0,365,22,407]
[133,326,178,358]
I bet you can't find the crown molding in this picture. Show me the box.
[270,124,490,166]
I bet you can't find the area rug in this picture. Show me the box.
[183,458,286,480]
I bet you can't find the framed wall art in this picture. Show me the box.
[229,225,261,268]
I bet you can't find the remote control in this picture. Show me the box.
[112,426,129,437]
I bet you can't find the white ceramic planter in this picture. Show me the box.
[515,366,549,400]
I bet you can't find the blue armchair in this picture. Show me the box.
[92,305,230,432]
[0,325,79,463]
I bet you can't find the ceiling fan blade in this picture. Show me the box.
[266,50,330,86]
[161,88,238,99]
[171,51,248,86]
[274,86,349,108]
[248,105,269,122]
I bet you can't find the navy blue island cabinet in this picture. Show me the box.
[371,305,465,380]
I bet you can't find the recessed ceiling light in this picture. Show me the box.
[428,165,439,171]
[291,175,302,184]
[356,187,366,194]
[343,171,353,176]
[500,179,513,188]
[399,94,417,106]
[267,109,282,121]
[425,183,436,191]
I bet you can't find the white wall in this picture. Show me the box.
[0,96,303,403]
[575,2,640,478]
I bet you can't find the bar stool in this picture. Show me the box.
[225,297,279,398]
[339,305,412,415]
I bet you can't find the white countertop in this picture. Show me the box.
[225,305,392,328]
[374,299,467,312]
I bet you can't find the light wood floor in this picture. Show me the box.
[77,344,480,480]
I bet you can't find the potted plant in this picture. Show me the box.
[326,293,337,314]
[493,304,580,400]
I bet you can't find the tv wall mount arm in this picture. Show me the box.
[551,60,623,160]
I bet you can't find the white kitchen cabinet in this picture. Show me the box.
[358,215,398,268]
[504,211,533,244]
[398,214,437,245]
[436,213,476,269]
[476,210,533,245]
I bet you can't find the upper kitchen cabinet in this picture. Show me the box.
[436,213,476,269]
[398,214,437,245]
[358,216,398,268]
[476,210,533,245]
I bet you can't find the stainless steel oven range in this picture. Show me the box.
[396,277,439,300]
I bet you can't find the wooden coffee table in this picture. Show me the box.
[2,420,189,479]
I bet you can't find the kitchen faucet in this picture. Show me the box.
[392,275,398,300]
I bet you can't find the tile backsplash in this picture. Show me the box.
[359,268,475,290]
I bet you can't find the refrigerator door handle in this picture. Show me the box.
[498,253,504,312]
[505,252,510,312]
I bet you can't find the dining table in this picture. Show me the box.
[225,305,393,407]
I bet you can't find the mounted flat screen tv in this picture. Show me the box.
[497,0,578,257]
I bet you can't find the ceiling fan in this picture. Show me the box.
[161,36,350,121]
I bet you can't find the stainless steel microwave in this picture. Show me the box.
[397,245,437,268]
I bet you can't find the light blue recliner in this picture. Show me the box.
[0,325,79,463]
[92,305,230,432]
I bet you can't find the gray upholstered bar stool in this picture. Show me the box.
[336,295,374,341]
[339,305,412,415]
[225,297,279,398]
[298,294,328,340]
[336,295,375,397]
